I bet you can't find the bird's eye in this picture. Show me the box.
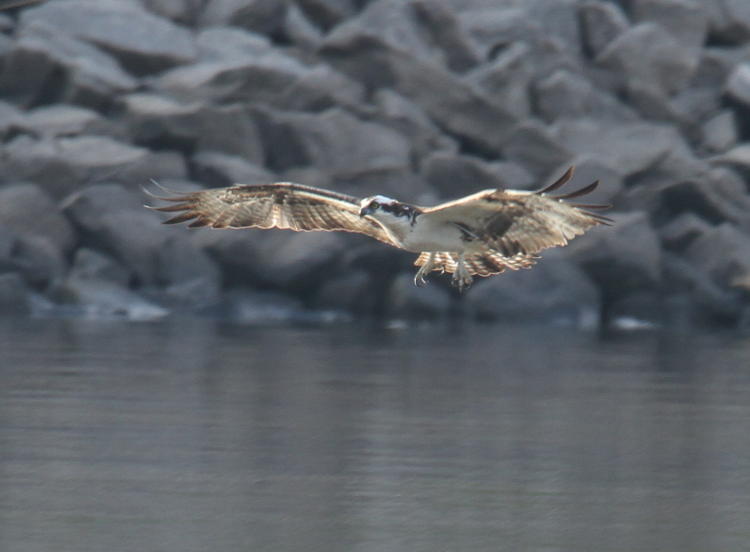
[371,201,379,209]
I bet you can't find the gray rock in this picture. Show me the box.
[421,151,511,198]
[11,234,67,290]
[501,120,572,179]
[596,23,699,95]
[579,1,630,58]
[152,234,222,308]
[465,42,534,120]
[373,89,457,159]
[685,222,750,289]
[0,182,76,254]
[700,110,738,153]
[466,253,601,328]
[321,5,518,153]
[212,288,322,325]
[20,0,197,75]
[625,166,750,228]
[191,151,274,187]
[196,228,352,293]
[459,8,541,56]
[54,277,169,320]
[63,183,211,288]
[0,135,186,199]
[194,26,272,61]
[552,119,685,176]
[0,101,24,140]
[198,0,287,36]
[385,272,453,321]
[312,270,375,315]
[283,3,324,51]
[704,0,750,44]
[659,212,712,252]
[711,144,750,179]
[726,63,750,107]
[566,211,661,301]
[662,252,743,327]
[323,0,441,66]
[0,21,137,109]
[156,38,364,111]
[630,0,709,50]
[255,107,410,181]
[141,0,203,26]
[534,68,637,123]
[410,0,482,73]
[120,93,265,164]
[295,0,358,30]
[0,13,13,33]
[22,104,115,139]
[0,272,32,315]
[68,247,131,287]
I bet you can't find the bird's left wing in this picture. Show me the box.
[422,167,612,257]
[145,182,399,247]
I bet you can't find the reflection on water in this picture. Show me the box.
[1,317,749,552]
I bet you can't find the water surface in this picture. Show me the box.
[1,317,749,551]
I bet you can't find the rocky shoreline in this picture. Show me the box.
[0,0,749,329]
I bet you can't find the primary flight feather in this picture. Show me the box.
[146,166,611,291]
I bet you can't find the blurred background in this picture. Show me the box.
[1,1,750,551]
[0,0,748,328]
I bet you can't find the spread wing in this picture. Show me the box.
[145,182,399,247]
[422,167,612,257]
[415,251,538,277]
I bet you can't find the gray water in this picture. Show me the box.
[1,317,749,552]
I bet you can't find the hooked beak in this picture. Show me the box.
[359,206,372,218]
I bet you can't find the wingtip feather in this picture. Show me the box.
[538,166,575,195]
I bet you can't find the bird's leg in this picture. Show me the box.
[451,253,473,292]
[414,252,436,286]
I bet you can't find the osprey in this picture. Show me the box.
[146,167,611,291]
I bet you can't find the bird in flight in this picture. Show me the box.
[146,167,611,291]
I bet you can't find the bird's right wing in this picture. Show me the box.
[145,181,399,247]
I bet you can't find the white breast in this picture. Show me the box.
[400,216,469,253]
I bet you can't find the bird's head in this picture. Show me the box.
[359,195,399,218]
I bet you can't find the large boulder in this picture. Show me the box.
[596,23,699,96]
[533,69,637,123]
[685,222,750,290]
[321,4,518,154]
[420,151,513,199]
[156,28,365,111]
[20,0,197,75]
[62,183,219,294]
[552,119,687,177]
[254,107,411,182]
[704,0,750,44]
[190,151,274,187]
[0,21,136,109]
[501,120,573,179]
[465,253,601,328]
[0,135,186,199]
[578,1,630,58]
[630,0,709,50]
[566,211,662,302]
[119,93,265,163]
[20,104,116,139]
[464,42,534,120]
[198,0,287,36]
[373,89,457,160]
[0,183,76,254]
